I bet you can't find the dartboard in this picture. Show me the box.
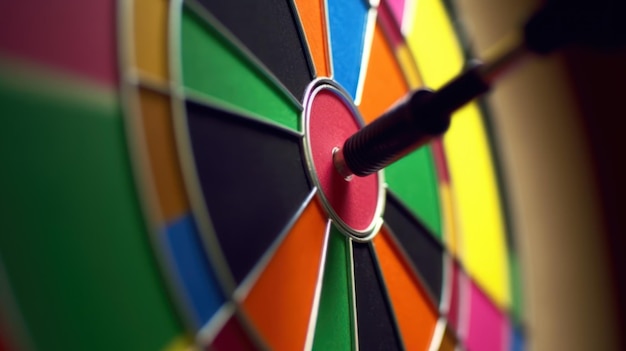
[0,0,525,350]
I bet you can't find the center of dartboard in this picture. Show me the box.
[304,80,384,240]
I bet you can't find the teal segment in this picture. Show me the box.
[0,75,182,350]
[385,147,442,239]
[327,0,369,100]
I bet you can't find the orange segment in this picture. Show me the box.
[440,183,458,256]
[242,200,328,351]
[134,0,169,81]
[373,228,439,350]
[438,324,458,351]
[358,22,409,123]
[293,0,330,77]
[139,88,189,221]
[396,43,423,89]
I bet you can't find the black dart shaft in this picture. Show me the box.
[334,0,626,178]
[334,30,525,179]
[336,63,491,178]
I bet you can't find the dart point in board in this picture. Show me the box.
[334,0,626,178]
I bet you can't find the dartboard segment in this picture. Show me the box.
[326,0,375,101]
[292,0,332,78]
[0,69,182,350]
[136,89,189,221]
[446,262,463,332]
[182,100,312,285]
[165,214,224,328]
[210,313,257,350]
[352,242,404,351]
[179,6,300,131]
[386,0,406,27]
[127,5,228,335]
[191,0,313,99]
[439,324,459,351]
[372,228,439,350]
[132,0,169,82]
[357,19,409,124]
[240,199,329,351]
[384,193,445,305]
[386,151,442,238]
[0,0,117,85]
[312,225,356,351]
[465,281,510,351]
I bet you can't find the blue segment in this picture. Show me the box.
[327,0,369,100]
[165,214,225,328]
[511,326,525,351]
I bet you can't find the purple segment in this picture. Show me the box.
[466,282,509,351]
[0,1,117,85]
[386,0,406,27]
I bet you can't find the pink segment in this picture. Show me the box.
[379,1,404,47]
[386,0,406,28]
[309,89,380,231]
[466,281,509,351]
[0,0,117,85]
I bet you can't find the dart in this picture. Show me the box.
[335,0,626,178]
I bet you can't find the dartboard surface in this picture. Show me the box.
[0,0,524,350]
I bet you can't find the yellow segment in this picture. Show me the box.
[406,0,461,88]
[444,104,509,308]
[133,0,169,81]
[162,335,198,351]
[396,44,422,89]
[406,0,510,308]
[439,183,457,256]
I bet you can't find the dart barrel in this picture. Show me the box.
[337,63,490,178]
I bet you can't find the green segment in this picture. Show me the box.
[181,7,300,131]
[313,227,354,350]
[510,253,524,324]
[385,147,442,238]
[0,78,182,350]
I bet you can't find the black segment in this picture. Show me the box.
[185,100,311,283]
[352,242,403,351]
[195,0,313,99]
[384,192,444,305]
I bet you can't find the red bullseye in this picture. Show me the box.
[304,81,384,238]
